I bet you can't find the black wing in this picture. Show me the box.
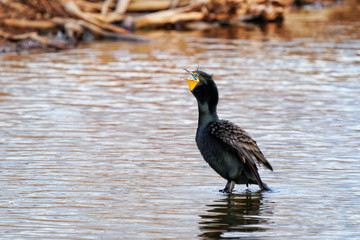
[210,119,273,172]
[210,120,272,189]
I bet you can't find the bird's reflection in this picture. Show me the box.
[199,191,271,239]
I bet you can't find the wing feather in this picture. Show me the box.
[210,120,273,171]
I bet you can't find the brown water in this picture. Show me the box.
[1,15,360,239]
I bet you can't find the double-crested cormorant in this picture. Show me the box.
[184,69,273,192]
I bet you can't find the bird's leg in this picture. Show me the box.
[219,180,231,193]
[219,180,235,193]
[228,181,235,192]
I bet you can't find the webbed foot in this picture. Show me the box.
[219,188,229,193]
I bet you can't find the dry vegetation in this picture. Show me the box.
[0,0,293,51]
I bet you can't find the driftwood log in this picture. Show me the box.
[0,0,293,51]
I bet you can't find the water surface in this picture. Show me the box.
[1,14,360,239]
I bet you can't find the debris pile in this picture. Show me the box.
[0,0,293,51]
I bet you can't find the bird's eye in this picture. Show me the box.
[193,73,200,81]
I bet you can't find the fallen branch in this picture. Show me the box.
[74,0,104,12]
[63,0,130,34]
[0,29,37,40]
[101,0,114,15]
[134,4,202,28]
[87,12,126,23]
[52,17,148,42]
[0,29,70,49]
[3,19,57,29]
[115,0,131,14]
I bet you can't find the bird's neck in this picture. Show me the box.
[198,102,218,127]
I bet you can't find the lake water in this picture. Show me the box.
[1,12,360,239]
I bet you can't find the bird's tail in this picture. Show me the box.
[246,158,271,191]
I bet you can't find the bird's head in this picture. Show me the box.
[184,69,219,109]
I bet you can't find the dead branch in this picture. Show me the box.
[62,0,130,34]
[88,12,126,23]
[0,29,70,49]
[74,0,104,12]
[135,11,204,28]
[133,4,200,28]
[51,17,147,42]
[102,0,114,15]
[3,19,57,29]
[115,0,131,14]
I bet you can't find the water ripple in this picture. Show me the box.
[1,20,360,239]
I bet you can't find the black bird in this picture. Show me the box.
[184,69,273,192]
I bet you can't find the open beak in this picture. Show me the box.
[184,69,199,91]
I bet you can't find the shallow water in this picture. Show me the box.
[1,15,360,239]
